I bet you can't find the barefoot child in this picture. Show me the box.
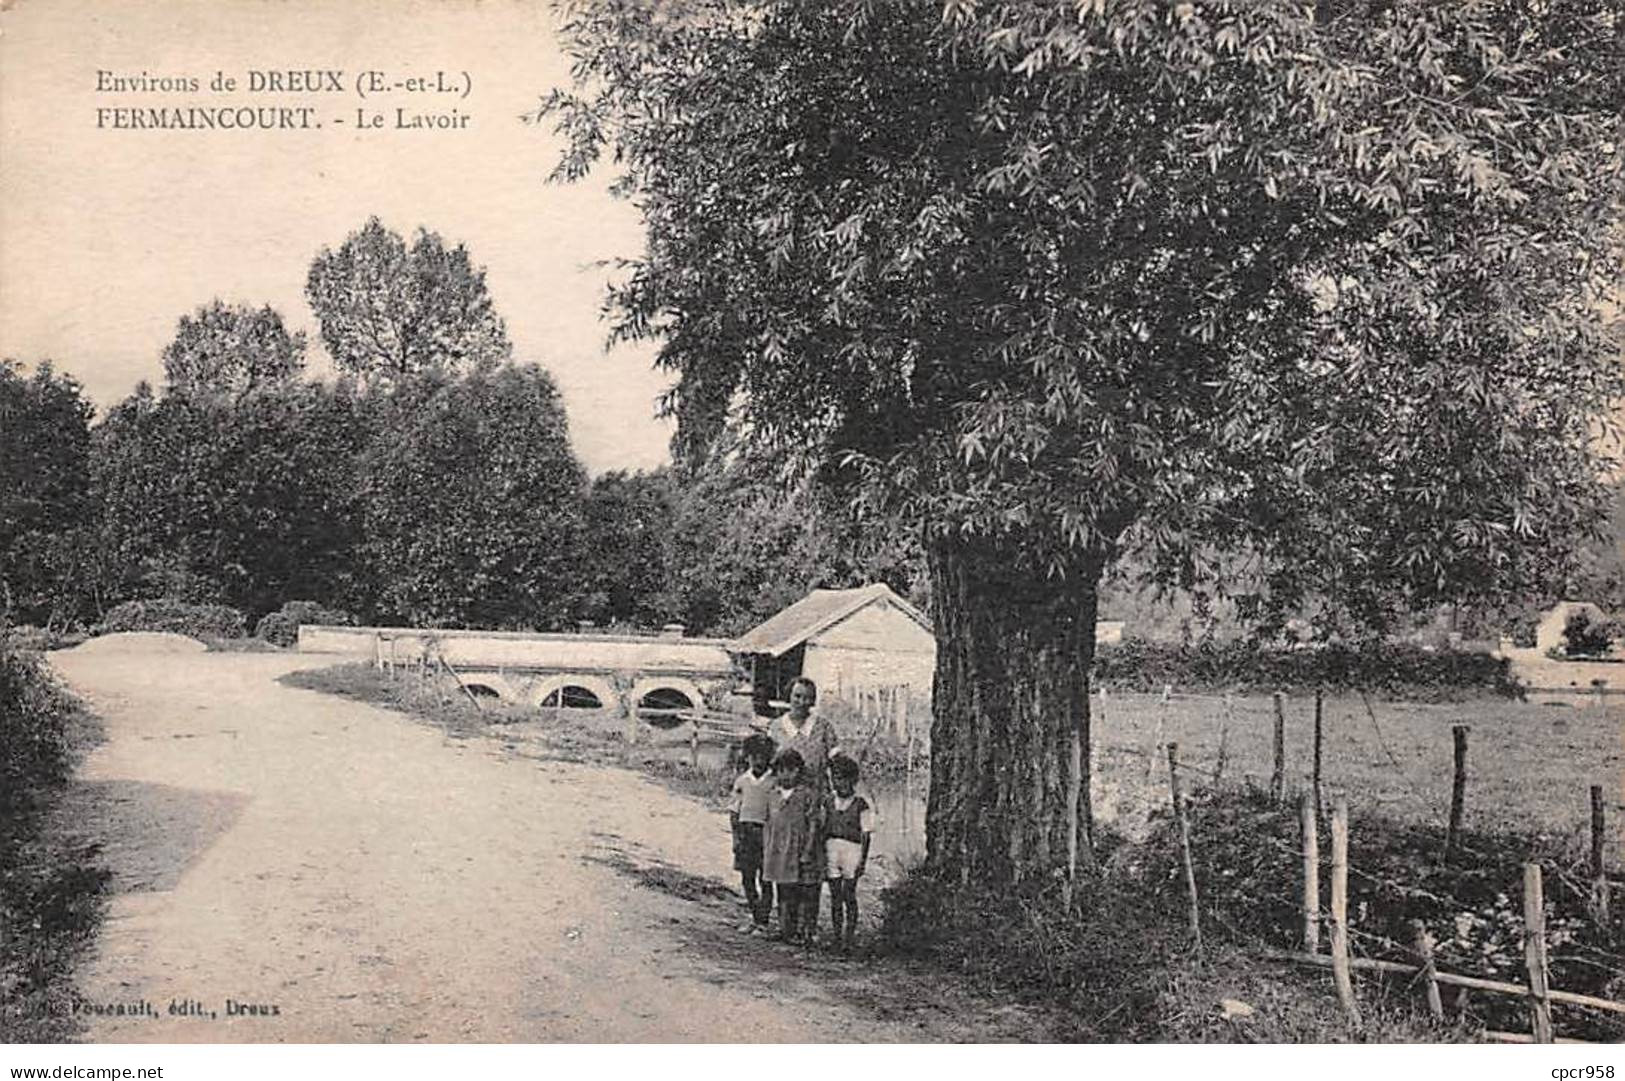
[824,754,874,953]
[728,733,777,932]
[762,748,823,945]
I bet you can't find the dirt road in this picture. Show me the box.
[47,645,1017,1043]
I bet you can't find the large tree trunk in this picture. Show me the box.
[926,534,1102,889]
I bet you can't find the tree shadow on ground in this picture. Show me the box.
[583,837,1087,1042]
[51,780,248,894]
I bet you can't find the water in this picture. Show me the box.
[860,773,929,886]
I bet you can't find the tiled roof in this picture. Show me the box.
[731,583,930,657]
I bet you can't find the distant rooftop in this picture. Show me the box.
[731,583,931,658]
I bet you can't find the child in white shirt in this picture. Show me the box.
[728,733,778,932]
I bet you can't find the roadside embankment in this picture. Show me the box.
[0,635,108,1042]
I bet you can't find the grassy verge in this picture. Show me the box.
[875,784,1624,1043]
[200,636,283,653]
[278,662,738,806]
[0,642,110,1043]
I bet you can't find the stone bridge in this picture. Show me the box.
[297,624,736,721]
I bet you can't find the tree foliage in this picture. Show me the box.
[576,461,926,636]
[665,454,927,635]
[161,300,306,398]
[305,218,512,381]
[92,381,374,617]
[357,364,587,628]
[0,361,96,625]
[578,468,682,629]
[546,0,1624,886]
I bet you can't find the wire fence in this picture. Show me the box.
[1091,682,1623,853]
[1104,680,1623,1041]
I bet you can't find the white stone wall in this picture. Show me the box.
[797,600,937,707]
[296,624,733,676]
[803,644,935,703]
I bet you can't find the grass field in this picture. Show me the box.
[1091,690,1623,857]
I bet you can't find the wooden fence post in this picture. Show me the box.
[1445,725,1469,862]
[1411,919,1444,1021]
[440,657,482,710]
[1167,741,1201,950]
[1329,800,1361,1027]
[1271,691,1287,805]
[1524,862,1554,1044]
[904,708,917,812]
[1215,692,1232,786]
[1591,784,1610,923]
[1145,684,1172,783]
[1312,687,1325,819]
[1301,792,1321,952]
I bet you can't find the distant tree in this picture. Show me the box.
[578,469,681,629]
[548,0,1624,888]
[1560,607,1618,658]
[305,218,511,381]
[91,381,375,618]
[161,300,305,398]
[0,360,95,624]
[665,452,926,636]
[198,382,376,615]
[357,365,586,628]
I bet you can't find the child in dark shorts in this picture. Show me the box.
[728,733,777,932]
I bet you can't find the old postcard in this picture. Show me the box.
[2,0,1620,1069]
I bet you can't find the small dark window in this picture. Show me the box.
[637,686,694,729]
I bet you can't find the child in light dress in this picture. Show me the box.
[761,748,822,945]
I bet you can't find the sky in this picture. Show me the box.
[0,0,673,474]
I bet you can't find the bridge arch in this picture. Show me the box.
[630,677,706,729]
[451,674,518,701]
[530,673,617,712]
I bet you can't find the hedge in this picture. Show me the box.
[0,637,109,1041]
[1092,638,1519,699]
[97,598,246,640]
[253,600,356,648]
[0,644,75,814]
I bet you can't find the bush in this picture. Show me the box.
[1560,609,1617,658]
[0,637,108,1041]
[1,644,75,810]
[96,598,246,640]
[1,624,88,653]
[253,600,355,648]
[1092,638,1519,699]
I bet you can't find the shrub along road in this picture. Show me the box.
[46,643,1038,1043]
